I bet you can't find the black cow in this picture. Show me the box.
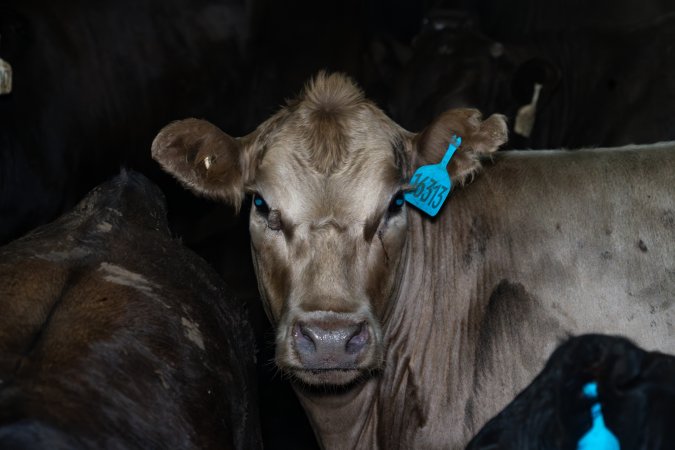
[0,171,262,449]
[391,10,675,149]
[0,0,249,246]
[467,334,675,450]
[440,0,675,40]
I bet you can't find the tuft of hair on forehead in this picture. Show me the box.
[289,72,369,174]
[301,71,365,113]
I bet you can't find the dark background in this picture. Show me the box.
[2,1,675,448]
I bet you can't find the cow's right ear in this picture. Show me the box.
[413,109,508,185]
[151,118,254,211]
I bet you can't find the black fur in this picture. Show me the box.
[467,334,675,450]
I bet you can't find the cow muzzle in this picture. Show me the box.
[279,311,382,386]
[294,319,369,366]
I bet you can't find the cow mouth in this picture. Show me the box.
[290,367,367,387]
[281,357,382,387]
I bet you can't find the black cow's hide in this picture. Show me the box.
[467,334,675,450]
[0,0,249,245]
[390,6,675,150]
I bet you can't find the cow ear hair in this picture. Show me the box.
[151,118,254,211]
[413,108,508,185]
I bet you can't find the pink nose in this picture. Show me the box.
[292,320,370,369]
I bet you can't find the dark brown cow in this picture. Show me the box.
[0,171,261,449]
[153,73,674,448]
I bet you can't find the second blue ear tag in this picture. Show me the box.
[404,135,461,217]
[577,382,620,450]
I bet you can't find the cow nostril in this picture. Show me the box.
[345,322,369,355]
[294,322,316,353]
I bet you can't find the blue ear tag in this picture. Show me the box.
[404,135,461,217]
[577,382,620,450]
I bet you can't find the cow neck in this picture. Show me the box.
[371,209,482,448]
[293,379,379,449]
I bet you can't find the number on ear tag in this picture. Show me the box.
[404,135,461,217]
[0,57,12,95]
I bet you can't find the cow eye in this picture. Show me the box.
[253,193,270,214]
[387,191,405,214]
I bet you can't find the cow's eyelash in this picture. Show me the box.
[400,183,415,194]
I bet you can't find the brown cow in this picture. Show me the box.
[153,72,674,448]
[0,171,261,449]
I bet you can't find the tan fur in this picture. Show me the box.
[155,75,674,448]
[151,118,250,209]
[415,109,508,183]
[153,72,514,446]
[299,72,366,173]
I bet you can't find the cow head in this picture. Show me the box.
[152,73,506,387]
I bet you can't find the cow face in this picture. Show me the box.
[152,73,507,387]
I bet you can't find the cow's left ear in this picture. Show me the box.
[413,108,508,185]
[152,118,257,211]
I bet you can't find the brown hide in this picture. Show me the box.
[0,171,261,449]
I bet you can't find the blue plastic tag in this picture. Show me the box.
[404,135,461,217]
[577,382,620,450]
